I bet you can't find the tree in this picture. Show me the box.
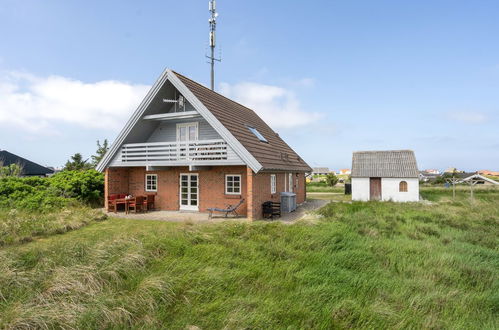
[91,139,109,167]
[0,163,23,177]
[325,173,339,187]
[64,153,91,171]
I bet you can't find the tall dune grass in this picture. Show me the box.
[0,188,497,328]
[0,207,107,246]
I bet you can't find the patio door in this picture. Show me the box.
[177,122,198,160]
[180,173,198,210]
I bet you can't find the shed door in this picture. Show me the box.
[369,178,382,201]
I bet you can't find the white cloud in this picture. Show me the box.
[448,111,487,124]
[0,71,150,134]
[218,81,322,129]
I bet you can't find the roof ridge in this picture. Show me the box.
[353,149,414,153]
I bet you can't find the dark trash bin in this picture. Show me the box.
[345,183,352,195]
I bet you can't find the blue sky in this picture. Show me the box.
[0,0,498,171]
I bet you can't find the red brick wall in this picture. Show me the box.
[106,166,247,215]
[105,166,307,220]
[245,170,306,220]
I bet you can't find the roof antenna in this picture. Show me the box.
[207,0,221,90]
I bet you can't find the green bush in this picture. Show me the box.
[49,170,104,205]
[0,170,104,212]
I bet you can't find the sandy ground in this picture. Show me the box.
[108,198,330,224]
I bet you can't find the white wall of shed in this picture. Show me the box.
[352,177,370,201]
[381,178,419,202]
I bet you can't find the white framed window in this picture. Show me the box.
[270,174,276,194]
[145,174,157,192]
[176,122,198,142]
[225,175,241,195]
[288,173,293,192]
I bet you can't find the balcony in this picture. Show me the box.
[111,139,243,167]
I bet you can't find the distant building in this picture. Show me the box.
[423,169,440,174]
[460,174,499,186]
[477,170,499,176]
[0,150,54,177]
[339,169,351,175]
[419,171,440,182]
[351,150,419,202]
[444,167,464,174]
[312,167,330,176]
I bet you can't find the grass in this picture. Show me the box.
[0,187,498,328]
[307,181,345,193]
[0,207,107,246]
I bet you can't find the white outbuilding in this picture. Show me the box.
[351,150,419,202]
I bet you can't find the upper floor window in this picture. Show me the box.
[399,181,408,192]
[146,174,158,192]
[247,126,268,143]
[226,175,241,194]
[270,174,276,194]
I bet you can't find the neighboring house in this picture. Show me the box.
[419,171,440,182]
[97,69,311,220]
[444,167,464,174]
[460,174,499,185]
[0,150,54,177]
[312,167,330,176]
[339,169,351,175]
[351,150,419,202]
[424,169,440,175]
[477,170,499,176]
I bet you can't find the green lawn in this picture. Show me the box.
[0,188,498,329]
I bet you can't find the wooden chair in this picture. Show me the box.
[207,199,245,219]
[107,195,118,213]
[143,194,155,211]
[126,196,145,214]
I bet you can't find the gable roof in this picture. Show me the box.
[351,150,419,178]
[0,150,54,176]
[460,173,499,185]
[174,72,311,172]
[97,69,311,173]
[312,167,330,173]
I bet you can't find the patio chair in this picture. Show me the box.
[207,199,245,219]
[126,196,145,214]
[143,194,155,211]
[107,195,118,213]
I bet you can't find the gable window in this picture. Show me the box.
[270,174,276,194]
[226,175,241,195]
[146,174,158,192]
[399,181,408,192]
[247,126,268,143]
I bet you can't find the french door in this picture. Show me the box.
[180,173,198,210]
[177,122,198,160]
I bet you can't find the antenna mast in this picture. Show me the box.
[207,0,220,90]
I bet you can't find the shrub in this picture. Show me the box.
[49,170,104,205]
[0,170,104,212]
[325,173,339,187]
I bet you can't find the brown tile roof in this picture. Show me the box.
[174,71,312,172]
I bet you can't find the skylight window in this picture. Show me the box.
[247,126,268,143]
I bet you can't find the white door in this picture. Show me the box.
[180,173,199,210]
[177,122,198,159]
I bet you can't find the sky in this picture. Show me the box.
[0,0,498,171]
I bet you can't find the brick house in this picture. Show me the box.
[97,69,311,220]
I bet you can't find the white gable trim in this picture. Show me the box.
[461,174,499,185]
[96,69,263,173]
[96,69,169,172]
[166,69,262,173]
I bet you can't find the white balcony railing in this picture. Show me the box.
[118,139,229,163]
